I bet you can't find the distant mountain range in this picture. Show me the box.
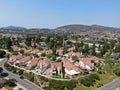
[55,24,120,32]
[0,24,120,33]
[0,26,27,30]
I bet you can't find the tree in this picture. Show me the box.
[0,50,6,58]
[18,70,24,75]
[63,46,67,54]
[83,44,89,54]
[19,49,24,54]
[72,56,78,61]
[80,41,84,47]
[114,44,120,53]
[52,46,56,55]
[5,37,12,49]
[91,43,96,56]
[113,63,120,76]
[0,67,3,73]
[5,79,16,87]
[80,74,100,87]
[5,53,10,58]
[18,88,23,90]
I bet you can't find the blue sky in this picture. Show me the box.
[0,0,120,28]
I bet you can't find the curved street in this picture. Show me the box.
[97,77,120,90]
[0,58,43,90]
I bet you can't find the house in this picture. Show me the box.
[36,58,51,73]
[24,48,33,53]
[8,54,24,64]
[72,52,81,58]
[63,52,73,59]
[45,50,53,55]
[63,61,81,77]
[27,57,39,67]
[15,56,31,66]
[37,50,45,56]
[30,49,40,54]
[50,62,62,75]
[64,52,81,59]
[11,46,20,51]
[20,48,27,52]
[67,47,75,51]
[0,78,4,84]
[56,49,63,56]
[0,86,13,90]
[79,57,99,70]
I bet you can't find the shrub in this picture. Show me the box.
[80,74,100,87]
[0,50,6,58]
[113,63,120,76]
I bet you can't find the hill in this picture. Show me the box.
[54,24,120,32]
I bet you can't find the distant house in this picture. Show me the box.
[36,58,51,73]
[45,50,53,55]
[8,54,24,64]
[24,48,33,53]
[37,50,46,56]
[30,49,40,54]
[79,57,99,71]
[67,47,75,52]
[11,46,20,51]
[15,56,31,66]
[56,49,63,56]
[64,52,82,60]
[20,48,27,52]
[63,61,81,77]
[27,57,39,67]
[0,86,13,90]
[50,62,62,75]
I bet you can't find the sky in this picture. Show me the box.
[0,0,120,28]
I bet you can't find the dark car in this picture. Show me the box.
[20,76,24,79]
[10,78,17,82]
[0,72,8,77]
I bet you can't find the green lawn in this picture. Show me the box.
[52,75,61,79]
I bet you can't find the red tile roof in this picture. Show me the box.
[11,46,20,51]
[0,86,13,90]
[45,50,53,55]
[37,58,51,67]
[80,57,98,66]
[56,49,63,56]
[25,49,33,53]
[8,54,23,63]
[29,58,39,66]
[63,61,80,72]
[65,52,81,58]
[31,49,40,54]
[63,61,74,70]
[51,62,62,70]
[19,56,31,63]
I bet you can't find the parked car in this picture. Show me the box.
[20,76,24,79]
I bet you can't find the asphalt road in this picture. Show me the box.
[0,58,43,90]
[97,77,120,90]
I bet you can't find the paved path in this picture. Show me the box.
[0,58,43,90]
[97,77,120,90]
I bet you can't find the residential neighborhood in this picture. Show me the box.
[0,0,120,90]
